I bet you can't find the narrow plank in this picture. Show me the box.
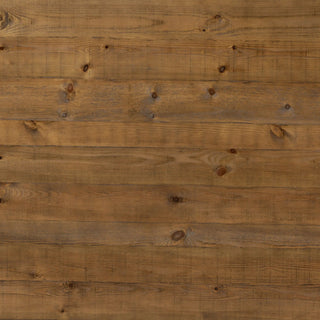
[1,120,320,150]
[0,314,202,320]
[0,146,319,187]
[0,314,200,320]
[2,183,320,225]
[0,79,319,124]
[1,280,320,319]
[0,37,319,81]
[2,243,320,285]
[1,0,320,41]
[0,220,320,247]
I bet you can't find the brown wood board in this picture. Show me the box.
[0,0,319,319]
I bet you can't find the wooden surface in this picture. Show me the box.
[0,0,319,319]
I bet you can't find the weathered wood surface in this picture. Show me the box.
[1,280,320,319]
[1,0,320,82]
[2,120,320,149]
[1,37,320,81]
[0,147,319,187]
[1,0,320,40]
[2,244,320,285]
[0,0,319,319]
[1,220,320,247]
[1,80,319,124]
[1,183,320,225]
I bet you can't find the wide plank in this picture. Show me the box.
[2,243,320,286]
[0,37,319,81]
[0,79,319,124]
[0,120,320,149]
[1,220,320,247]
[2,183,320,225]
[1,0,320,41]
[0,280,320,319]
[0,146,319,187]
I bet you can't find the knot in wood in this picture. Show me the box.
[216,166,227,176]
[270,124,286,138]
[24,120,38,131]
[0,11,10,30]
[171,230,186,241]
[219,66,226,73]
[63,281,77,290]
[208,88,216,96]
[83,64,89,72]
[67,83,74,93]
[169,195,183,203]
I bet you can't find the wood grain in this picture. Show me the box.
[1,280,320,318]
[2,183,320,225]
[1,120,320,149]
[0,37,319,81]
[0,0,319,319]
[1,79,319,124]
[1,220,320,248]
[2,243,320,285]
[1,0,320,40]
[0,146,319,187]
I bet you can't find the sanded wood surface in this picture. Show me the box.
[0,0,319,319]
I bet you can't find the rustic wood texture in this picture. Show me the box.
[1,79,319,124]
[0,0,319,319]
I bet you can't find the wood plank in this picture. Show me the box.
[0,79,319,124]
[1,0,320,41]
[0,146,319,187]
[1,120,320,149]
[1,280,320,319]
[2,243,320,286]
[0,313,202,320]
[0,37,319,81]
[2,183,320,225]
[0,220,320,247]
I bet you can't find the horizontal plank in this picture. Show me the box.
[2,183,320,225]
[0,37,319,81]
[1,280,320,319]
[1,220,320,247]
[1,0,320,41]
[0,313,202,320]
[0,146,319,187]
[0,79,319,124]
[1,120,320,149]
[2,243,320,286]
